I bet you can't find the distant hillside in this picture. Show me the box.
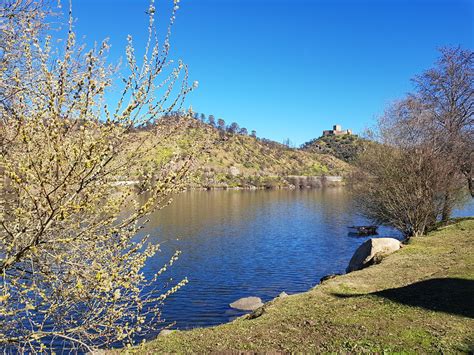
[136,116,351,189]
[301,134,368,163]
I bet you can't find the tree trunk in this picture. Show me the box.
[441,191,453,223]
[468,176,474,198]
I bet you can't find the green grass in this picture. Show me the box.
[125,218,474,353]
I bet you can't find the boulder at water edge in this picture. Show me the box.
[346,238,401,273]
[230,296,264,311]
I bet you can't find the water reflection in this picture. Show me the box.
[135,188,472,339]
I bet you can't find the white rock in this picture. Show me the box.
[229,166,240,177]
[230,296,264,311]
[347,238,401,273]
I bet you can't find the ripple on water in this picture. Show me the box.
[136,189,473,337]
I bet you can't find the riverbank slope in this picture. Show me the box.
[133,218,474,353]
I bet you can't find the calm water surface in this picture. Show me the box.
[137,188,473,339]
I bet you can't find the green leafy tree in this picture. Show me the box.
[227,122,240,134]
[208,114,216,127]
[217,118,226,131]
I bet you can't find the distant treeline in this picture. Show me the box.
[135,110,257,138]
[134,110,302,151]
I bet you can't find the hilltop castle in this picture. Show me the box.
[322,124,352,137]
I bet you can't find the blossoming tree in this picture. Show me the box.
[0,0,201,351]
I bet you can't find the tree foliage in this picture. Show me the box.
[217,118,225,131]
[0,0,199,351]
[239,127,248,136]
[227,122,239,134]
[207,114,215,127]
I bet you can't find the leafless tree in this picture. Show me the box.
[353,47,472,235]
[353,97,467,235]
[412,47,473,201]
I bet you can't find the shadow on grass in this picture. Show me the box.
[332,278,474,318]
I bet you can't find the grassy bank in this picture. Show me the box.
[132,219,474,353]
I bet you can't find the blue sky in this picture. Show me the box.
[71,0,473,145]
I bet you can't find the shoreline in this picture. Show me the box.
[127,218,474,353]
[189,183,345,191]
[115,175,346,191]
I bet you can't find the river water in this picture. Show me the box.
[136,188,473,339]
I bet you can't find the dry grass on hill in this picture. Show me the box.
[133,119,351,189]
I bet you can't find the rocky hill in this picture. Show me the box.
[137,117,351,189]
[301,134,368,163]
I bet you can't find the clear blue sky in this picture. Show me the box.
[71,0,473,145]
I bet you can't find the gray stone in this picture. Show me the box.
[325,176,343,182]
[229,166,240,177]
[230,296,264,311]
[278,291,288,298]
[347,238,401,273]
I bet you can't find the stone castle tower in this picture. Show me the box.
[322,124,352,136]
